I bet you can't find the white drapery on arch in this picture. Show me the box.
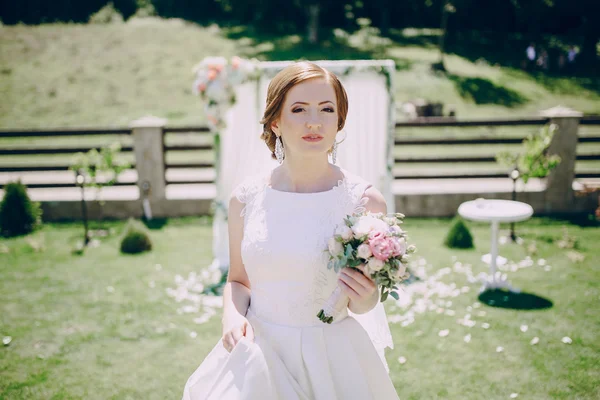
[210,60,396,273]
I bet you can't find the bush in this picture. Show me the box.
[0,181,42,237]
[130,0,157,19]
[120,218,152,254]
[444,218,474,249]
[89,3,124,24]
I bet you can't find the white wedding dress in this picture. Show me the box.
[182,169,399,400]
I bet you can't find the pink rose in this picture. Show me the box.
[389,237,406,257]
[369,230,385,241]
[369,231,394,261]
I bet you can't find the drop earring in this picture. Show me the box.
[275,136,284,164]
[331,140,338,165]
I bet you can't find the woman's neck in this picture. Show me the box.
[273,155,341,193]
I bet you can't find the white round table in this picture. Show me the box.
[458,199,534,291]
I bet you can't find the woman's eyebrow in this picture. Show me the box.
[290,101,335,106]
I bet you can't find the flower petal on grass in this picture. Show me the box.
[530,337,539,345]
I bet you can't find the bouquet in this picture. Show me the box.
[317,212,416,324]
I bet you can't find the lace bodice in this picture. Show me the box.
[232,169,371,327]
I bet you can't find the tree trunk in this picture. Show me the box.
[307,4,320,44]
[379,0,390,37]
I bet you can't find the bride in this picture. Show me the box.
[182,61,399,399]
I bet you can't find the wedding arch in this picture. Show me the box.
[193,58,396,275]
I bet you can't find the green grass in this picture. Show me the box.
[1,217,599,399]
[0,19,599,130]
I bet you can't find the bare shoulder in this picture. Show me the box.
[228,194,245,218]
[363,185,387,214]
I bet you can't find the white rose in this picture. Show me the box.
[357,243,372,259]
[384,217,396,226]
[351,217,371,238]
[389,225,403,235]
[335,225,354,241]
[352,216,389,239]
[368,257,385,272]
[328,237,343,257]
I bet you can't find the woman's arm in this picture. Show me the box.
[343,186,387,314]
[221,195,252,331]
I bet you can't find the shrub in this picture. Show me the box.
[444,218,474,249]
[0,181,42,237]
[131,0,157,19]
[120,219,152,254]
[89,3,124,24]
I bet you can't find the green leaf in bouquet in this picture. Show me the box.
[346,258,363,269]
[344,243,354,259]
[381,290,389,302]
[327,259,336,270]
[390,291,399,300]
[334,258,345,273]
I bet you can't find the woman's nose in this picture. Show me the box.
[306,114,322,129]
[306,120,322,129]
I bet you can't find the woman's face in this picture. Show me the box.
[272,78,339,160]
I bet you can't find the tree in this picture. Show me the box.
[433,1,456,72]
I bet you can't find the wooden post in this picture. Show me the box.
[540,106,582,213]
[130,116,167,216]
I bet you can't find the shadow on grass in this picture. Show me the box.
[223,25,413,71]
[142,218,168,230]
[478,289,553,310]
[387,29,440,50]
[388,28,600,96]
[448,75,529,107]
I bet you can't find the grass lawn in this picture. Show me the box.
[1,217,598,399]
[0,18,599,130]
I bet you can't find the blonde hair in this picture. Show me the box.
[260,62,349,159]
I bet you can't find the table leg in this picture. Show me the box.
[490,220,499,287]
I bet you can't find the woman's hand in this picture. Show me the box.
[221,313,254,353]
[337,264,379,314]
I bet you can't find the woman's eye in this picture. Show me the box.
[292,108,304,113]
[322,107,334,113]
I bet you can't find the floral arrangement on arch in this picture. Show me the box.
[192,56,259,131]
